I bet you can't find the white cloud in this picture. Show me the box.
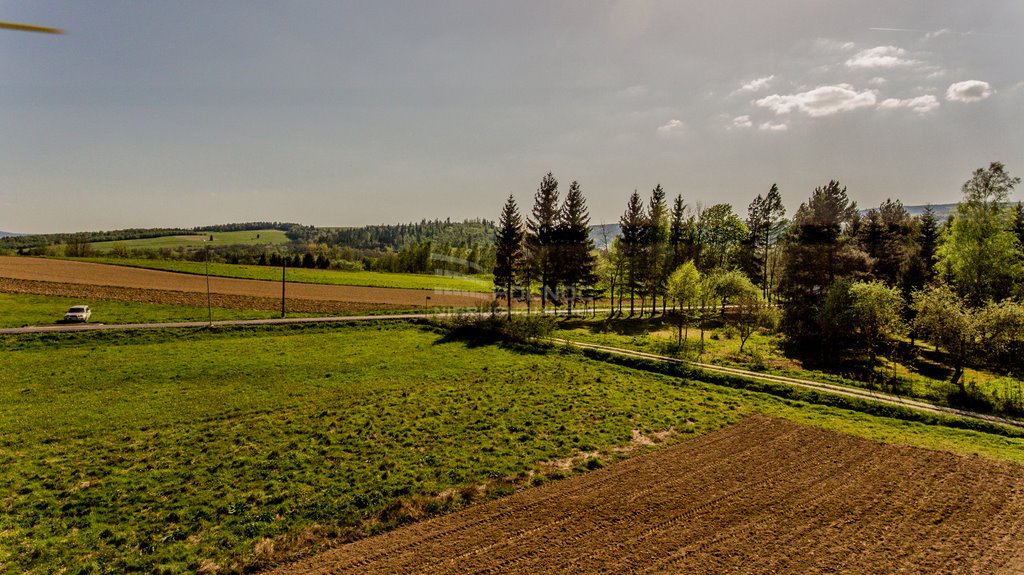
[878,94,940,114]
[926,28,954,40]
[657,119,685,133]
[759,121,788,132]
[869,76,887,86]
[738,75,775,93]
[945,80,994,102]
[755,84,877,117]
[732,115,753,129]
[845,46,920,69]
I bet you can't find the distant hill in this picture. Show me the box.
[0,231,21,238]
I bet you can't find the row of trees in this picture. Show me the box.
[494,173,599,318]
[494,162,1024,387]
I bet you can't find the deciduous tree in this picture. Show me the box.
[937,162,1022,305]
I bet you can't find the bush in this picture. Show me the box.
[437,314,556,346]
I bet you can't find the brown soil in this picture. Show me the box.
[0,256,488,311]
[266,416,1024,575]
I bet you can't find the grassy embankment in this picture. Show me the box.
[0,292,315,329]
[88,230,291,251]
[553,314,1024,418]
[2,322,1023,574]
[76,257,493,293]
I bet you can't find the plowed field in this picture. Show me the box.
[268,416,1024,575]
[0,256,487,311]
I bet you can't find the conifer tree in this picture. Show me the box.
[645,185,670,314]
[526,172,561,311]
[494,194,525,319]
[558,181,598,316]
[619,190,648,316]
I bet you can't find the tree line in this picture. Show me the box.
[495,163,1024,388]
[494,173,599,318]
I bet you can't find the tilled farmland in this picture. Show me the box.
[268,416,1024,575]
[0,256,488,311]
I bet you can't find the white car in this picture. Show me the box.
[63,305,92,323]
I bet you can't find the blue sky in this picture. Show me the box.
[2,1,1022,233]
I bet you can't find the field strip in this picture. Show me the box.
[554,338,1024,431]
[0,256,488,307]
[265,416,1024,575]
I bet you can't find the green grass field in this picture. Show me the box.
[2,322,1023,574]
[0,292,311,328]
[77,257,494,293]
[88,229,290,252]
[552,315,1024,418]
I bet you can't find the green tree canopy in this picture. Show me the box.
[937,162,1022,305]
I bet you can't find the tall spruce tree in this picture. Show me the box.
[494,194,525,319]
[669,194,688,271]
[918,205,940,283]
[526,172,561,311]
[645,185,670,314]
[558,181,598,316]
[619,190,647,316]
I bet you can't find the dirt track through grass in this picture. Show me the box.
[268,416,1024,575]
[0,256,487,310]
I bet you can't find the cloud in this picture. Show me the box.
[657,119,685,133]
[869,77,887,86]
[846,46,921,69]
[868,27,922,33]
[732,115,753,129]
[878,94,940,114]
[945,80,994,102]
[617,85,649,98]
[738,75,775,93]
[759,121,788,132]
[925,28,954,40]
[754,84,877,117]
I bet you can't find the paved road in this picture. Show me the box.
[0,313,446,335]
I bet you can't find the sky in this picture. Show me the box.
[2,1,1022,233]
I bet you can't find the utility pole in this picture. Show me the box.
[281,254,287,318]
[205,241,212,325]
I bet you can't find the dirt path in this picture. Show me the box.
[0,256,487,308]
[266,416,1024,574]
[557,338,1024,431]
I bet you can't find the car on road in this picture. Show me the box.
[63,305,91,323]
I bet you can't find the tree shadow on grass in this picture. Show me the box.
[422,316,554,355]
[560,315,674,337]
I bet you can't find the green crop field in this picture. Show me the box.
[2,322,1022,574]
[0,292,313,329]
[77,257,494,292]
[88,230,290,252]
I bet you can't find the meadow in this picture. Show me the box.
[3,322,1024,574]
[77,257,493,293]
[88,230,291,251]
